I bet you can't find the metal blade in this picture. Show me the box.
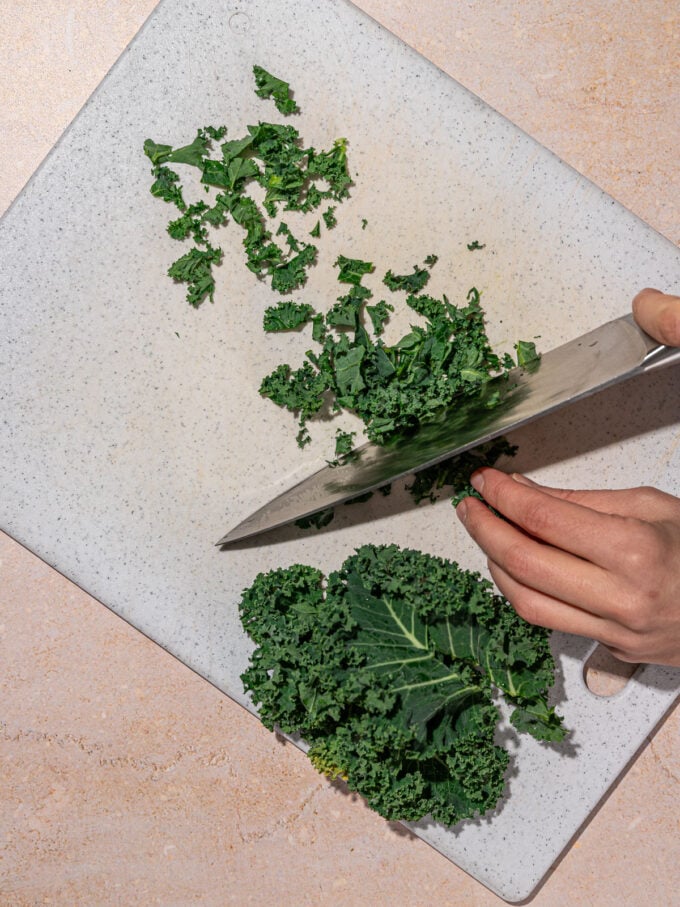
[218,315,676,544]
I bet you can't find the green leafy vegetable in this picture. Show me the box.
[261,263,518,450]
[322,206,337,229]
[167,244,222,307]
[263,301,316,332]
[239,543,565,826]
[333,428,357,460]
[467,240,486,251]
[407,438,517,505]
[334,255,375,286]
[145,68,353,305]
[383,264,430,294]
[253,64,300,115]
[515,339,541,370]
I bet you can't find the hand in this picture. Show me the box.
[455,469,680,666]
[632,287,680,346]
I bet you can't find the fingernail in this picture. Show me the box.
[455,498,468,524]
[470,470,484,492]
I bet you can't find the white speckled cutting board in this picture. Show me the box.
[1,0,679,900]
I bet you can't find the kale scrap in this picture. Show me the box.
[239,543,566,827]
[259,256,521,449]
[144,68,352,306]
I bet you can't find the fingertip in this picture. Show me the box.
[632,287,680,346]
[469,469,485,493]
[455,497,469,524]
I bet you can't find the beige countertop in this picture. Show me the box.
[1,2,678,904]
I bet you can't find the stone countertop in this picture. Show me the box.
[1,2,678,905]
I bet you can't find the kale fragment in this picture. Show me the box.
[145,68,352,305]
[253,64,300,115]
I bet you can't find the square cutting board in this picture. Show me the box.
[1,0,679,900]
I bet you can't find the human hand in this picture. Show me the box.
[633,288,680,346]
[455,469,680,666]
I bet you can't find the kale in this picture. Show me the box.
[253,64,300,115]
[467,240,486,251]
[406,438,517,505]
[383,264,430,293]
[365,299,393,335]
[515,339,541,370]
[145,69,352,305]
[260,263,516,449]
[334,255,375,286]
[263,301,316,332]
[149,165,185,209]
[239,543,566,826]
[333,428,357,460]
[322,206,337,229]
[167,244,222,307]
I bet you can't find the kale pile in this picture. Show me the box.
[259,255,526,449]
[240,543,565,826]
[144,68,351,305]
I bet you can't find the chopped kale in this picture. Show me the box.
[167,244,222,307]
[383,264,430,294]
[145,68,352,304]
[515,339,541,370]
[263,301,316,332]
[322,206,337,229]
[253,65,300,115]
[334,255,375,286]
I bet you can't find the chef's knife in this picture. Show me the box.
[218,314,679,544]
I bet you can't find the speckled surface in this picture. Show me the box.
[1,1,679,904]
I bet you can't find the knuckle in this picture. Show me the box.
[631,485,663,511]
[518,497,555,538]
[502,540,536,580]
[511,594,541,627]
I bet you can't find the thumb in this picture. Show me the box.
[632,288,680,346]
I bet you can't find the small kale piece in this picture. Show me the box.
[334,255,374,286]
[515,340,541,370]
[167,244,222,307]
[365,299,393,335]
[270,244,317,294]
[383,264,430,294]
[263,301,316,332]
[240,543,565,826]
[149,165,185,209]
[467,240,486,251]
[322,206,337,229]
[259,361,328,437]
[253,65,300,115]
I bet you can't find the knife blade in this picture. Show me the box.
[218,314,679,544]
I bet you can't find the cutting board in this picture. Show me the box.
[1,0,679,900]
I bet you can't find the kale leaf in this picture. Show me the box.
[263,301,316,332]
[239,543,566,826]
[253,65,300,115]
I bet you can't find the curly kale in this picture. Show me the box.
[240,543,566,827]
[144,69,352,305]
